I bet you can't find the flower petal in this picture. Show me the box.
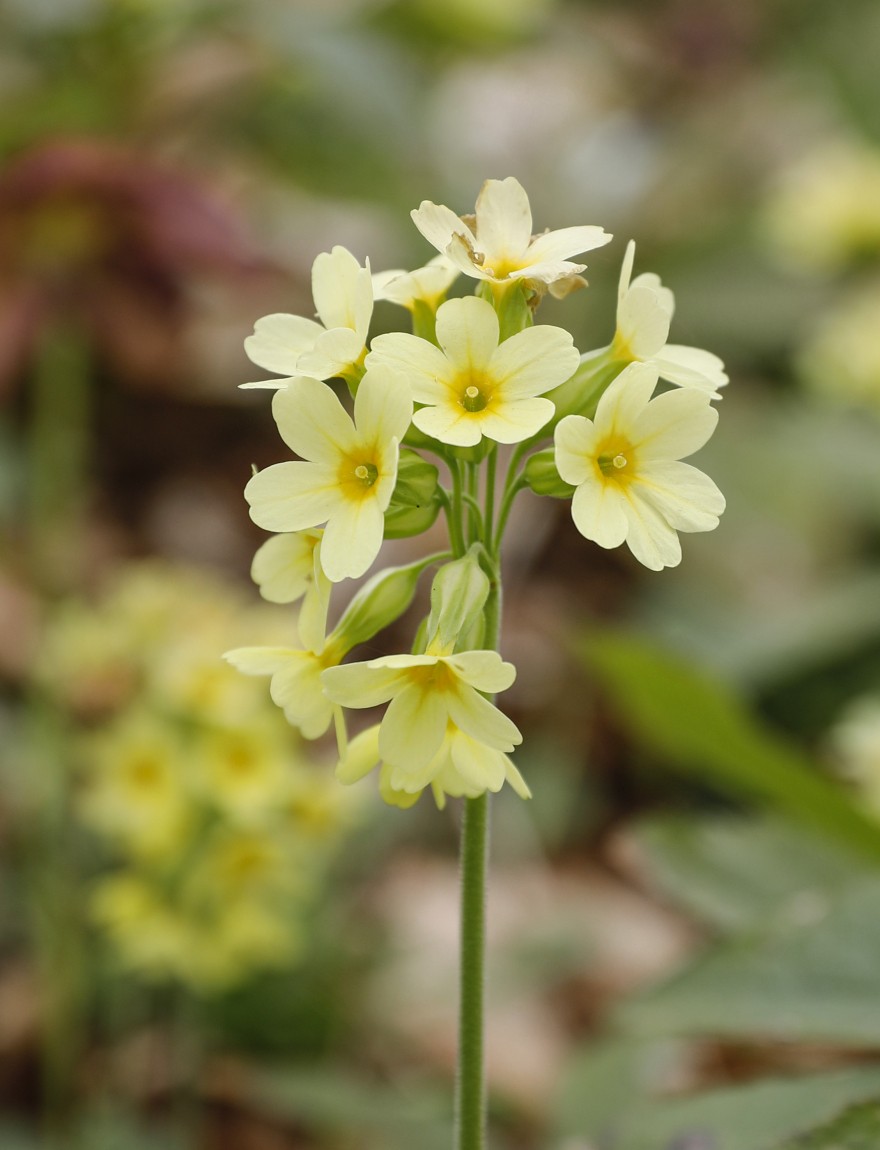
[555,415,600,486]
[620,489,683,571]
[245,461,339,533]
[413,403,482,447]
[446,685,522,752]
[269,653,334,738]
[366,332,456,402]
[272,377,356,462]
[635,461,725,531]
[474,176,533,263]
[478,397,555,443]
[250,532,317,604]
[311,246,372,337]
[449,730,507,792]
[617,240,636,302]
[244,314,323,375]
[297,327,365,380]
[618,285,672,360]
[223,647,297,676]
[380,684,448,771]
[434,296,499,373]
[336,724,381,784]
[525,224,612,265]
[445,650,516,694]
[354,366,412,445]
[593,362,659,437]
[321,496,386,582]
[570,472,629,549]
[321,662,412,708]
[490,324,579,399]
[651,345,729,397]
[632,387,719,461]
[411,201,477,257]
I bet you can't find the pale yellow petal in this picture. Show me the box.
[353,367,412,445]
[434,296,499,373]
[321,662,410,708]
[311,246,372,336]
[476,398,554,444]
[336,724,381,784]
[474,176,532,263]
[413,404,482,448]
[250,532,317,604]
[244,314,323,375]
[651,345,728,396]
[524,225,612,265]
[380,684,447,771]
[321,496,386,582]
[635,461,725,531]
[571,473,629,549]
[411,201,477,258]
[617,285,671,360]
[555,415,599,486]
[445,650,516,693]
[245,461,339,533]
[621,490,683,571]
[489,324,579,399]
[632,387,718,461]
[366,333,455,402]
[272,378,356,462]
[446,685,521,752]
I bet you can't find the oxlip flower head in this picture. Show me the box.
[411,176,611,295]
[611,240,728,399]
[554,362,725,570]
[322,649,526,800]
[244,367,412,582]
[244,245,373,387]
[367,295,578,447]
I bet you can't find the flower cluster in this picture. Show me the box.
[231,177,727,808]
[37,563,355,992]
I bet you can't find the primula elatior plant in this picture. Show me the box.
[226,176,727,1148]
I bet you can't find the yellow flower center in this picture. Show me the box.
[461,383,489,413]
[339,451,380,499]
[596,437,636,482]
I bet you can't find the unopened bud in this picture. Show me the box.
[425,548,490,655]
[333,555,441,653]
[524,448,576,499]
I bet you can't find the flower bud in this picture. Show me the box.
[523,448,576,499]
[333,555,440,653]
[425,548,490,655]
[384,450,441,539]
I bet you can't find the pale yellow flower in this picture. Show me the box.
[244,367,412,582]
[243,246,372,386]
[554,362,725,570]
[337,721,530,809]
[223,642,343,739]
[411,176,610,293]
[367,295,577,447]
[250,530,330,651]
[322,649,523,797]
[371,254,459,310]
[79,715,192,859]
[611,241,728,399]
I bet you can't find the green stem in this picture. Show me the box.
[455,578,501,1150]
[483,449,497,547]
[449,461,467,558]
[456,791,489,1150]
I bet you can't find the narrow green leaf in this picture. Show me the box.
[582,633,880,864]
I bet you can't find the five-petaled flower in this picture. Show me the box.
[322,649,523,798]
[554,362,725,570]
[411,176,611,296]
[244,246,372,387]
[611,241,728,399]
[336,721,531,809]
[244,367,412,582]
[367,295,578,447]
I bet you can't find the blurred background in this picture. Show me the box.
[3,0,880,1147]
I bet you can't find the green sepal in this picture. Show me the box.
[333,555,442,653]
[452,438,493,465]
[548,348,626,424]
[411,298,438,343]
[425,547,490,655]
[383,449,442,539]
[524,448,576,499]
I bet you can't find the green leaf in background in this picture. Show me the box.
[618,874,880,1045]
[557,1059,880,1150]
[581,633,880,864]
[633,815,867,932]
[776,1097,880,1150]
[249,1064,452,1150]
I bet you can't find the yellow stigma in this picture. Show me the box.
[612,453,627,469]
